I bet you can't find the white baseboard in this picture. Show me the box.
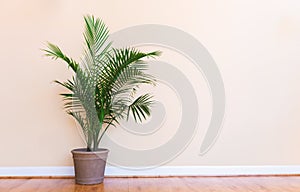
[1,166,300,177]
[0,167,74,177]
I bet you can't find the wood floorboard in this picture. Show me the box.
[1,176,300,192]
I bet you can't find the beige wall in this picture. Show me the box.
[1,0,300,166]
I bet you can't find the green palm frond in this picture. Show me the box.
[128,94,154,123]
[68,111,88,137]
[43,43,79,72]
[111,64,155,93]
[82,15,112,72]
[99,48,160,94]
[54,79,74,91]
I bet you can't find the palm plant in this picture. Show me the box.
[43,15,160,151]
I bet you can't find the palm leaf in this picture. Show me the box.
[43,42,79,72]
[128,94,154,123]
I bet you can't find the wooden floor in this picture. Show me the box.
[1,176,300,192]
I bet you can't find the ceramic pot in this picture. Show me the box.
[71,148,109,185]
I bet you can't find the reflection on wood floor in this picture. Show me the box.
[1,176,300,192]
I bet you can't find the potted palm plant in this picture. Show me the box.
[43,15,160,185]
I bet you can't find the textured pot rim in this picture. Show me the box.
[71,148,109,155]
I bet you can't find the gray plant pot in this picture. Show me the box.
[71,148,109,185]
